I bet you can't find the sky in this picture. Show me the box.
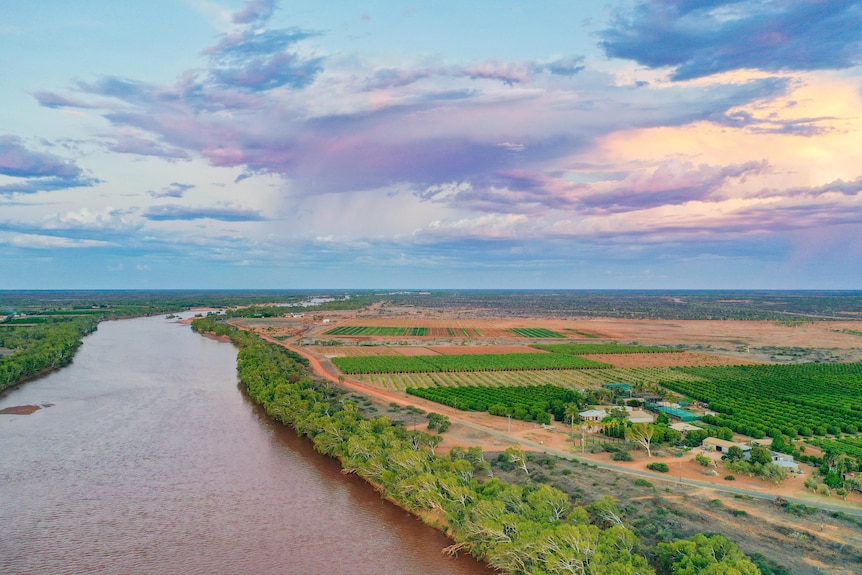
[2,0,862,289]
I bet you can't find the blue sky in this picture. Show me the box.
[2,0,862,289]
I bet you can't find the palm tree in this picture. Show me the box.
[564,403,581,438]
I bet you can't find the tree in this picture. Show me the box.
[564,402,581,437]
[504,446,529,475]
[657,533,761,575]
[726,445,745,462]
[749,446,773,466]
[626,423,655,457]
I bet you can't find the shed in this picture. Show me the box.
[702,437,751,454]
[670,422,702,432]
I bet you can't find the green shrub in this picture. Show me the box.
[613,450,633,461]
[634,478,654,488]
[724,475,736,481]
[647,462,670,473]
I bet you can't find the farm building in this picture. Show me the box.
[670,422,702,433]
[770,451,799,470]
[628,410,654,424]
[702,437,751,455]
[647,403,700,422]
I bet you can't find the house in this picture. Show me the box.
[579,409,608,433]
[702,437,751,455]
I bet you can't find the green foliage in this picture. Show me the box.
[749,446,772,466]
[694,453,712,467]
[634,478,654,488]
[726,445,746,462]
[426,412,451,433]
[0,315,99,392]
[508,328,566,338]
[407,384,584,423]
[334,352,612,374]
[613,450,633,461]
[657,533,762,574]
[325,326,428,336]
[665,363,862,445]
[647,462,670,473]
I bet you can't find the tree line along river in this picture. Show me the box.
[0,314,493,575]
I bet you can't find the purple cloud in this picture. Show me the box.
[108,135,191,160]
[0,135,82,179]
[601,0,862,80]
[0,135,100,196]
[148,182,195,198]
[579,160,770,213]
[143,204,265,221]
[232,0,277,26]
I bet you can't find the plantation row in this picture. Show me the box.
[407,384,580,424]
[333,353,611,374]
[325,326,428,336]
[808,436,862,460]
[532,343,682,355]
[508,328,566,338]
[664,364,862,439]
[361,366,703,392]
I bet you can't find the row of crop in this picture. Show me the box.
[359,365,703,392]
[508,328,566,338]
[325,326,429,336]
[333,353,612,374]
[407,384,581,424]
[664,364,862,441]
[532,343,681,355]
[807,437,862,459]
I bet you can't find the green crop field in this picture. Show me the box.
[360,366,702,391]
[508,328,567,338]
[332,353,612,374]
[324,326,428,336]
[808,436,862,459]
[531,343,681,354]
[407,384,581,423]
[662,363,862,439]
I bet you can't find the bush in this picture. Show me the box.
[724,475,736,481]
[694,453,712,467]
[612,450,633,462]
[647,462,670,473]
[634,478,653,488]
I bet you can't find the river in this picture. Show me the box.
[0,315,493,575]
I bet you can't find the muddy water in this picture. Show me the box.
[0,315,493,575]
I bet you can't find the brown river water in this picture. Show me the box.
[0,315,494,575]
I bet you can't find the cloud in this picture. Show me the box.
[202,6,323,92]
[232,0,277,26]
[0,135,100,195]
[143,203,265,221]
[0,134,82,178]
[0,231,115,249]
[601,0,862,80]
[148,182,195,198]
[579,160,770,213]
[108,134,191,160]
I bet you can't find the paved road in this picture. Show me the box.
[253,329,862,519]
